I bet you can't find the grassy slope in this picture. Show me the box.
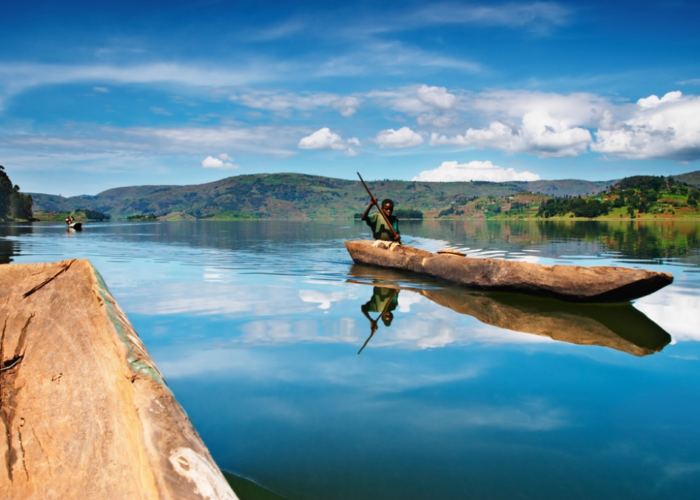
[675,171,700,187]
[28,173,617,220]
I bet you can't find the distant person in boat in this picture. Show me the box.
[361,197,400,242]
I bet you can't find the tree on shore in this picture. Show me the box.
[0,166,33,220]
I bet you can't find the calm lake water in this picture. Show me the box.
[2,220,700,499]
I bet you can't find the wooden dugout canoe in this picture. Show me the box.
[344,240,673,303]
[0,260,238,500]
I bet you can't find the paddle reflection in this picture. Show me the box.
[358,287,399,354]
[350,264,671,357]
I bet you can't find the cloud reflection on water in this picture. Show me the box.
[635,283,700,342]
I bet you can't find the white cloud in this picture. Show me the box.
[369,84,460,116]
[409,2,570,31]
[0,62,266,107]
[374,127,424,148]
[397,293,424,313]
[416,84,457,110]
[430,113,592,158]
[592,91,700,161]
[1,125,301,158]
[416,113,459,127]
[413,160,540,182]
[637,91,682,109]
[466,90,612,125]
[299,289,357,310]
[201,155,239,169]
[298,127,360,155]
[315,41,481,79]
[424,90,611,157]
[93,86,109,93]
[331,96,361,117]
[426,88,700,160]
[231,90,360,117]
[298,128,344,149]
[634,284,700,342]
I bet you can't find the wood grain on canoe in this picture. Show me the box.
[0,260,238,500]
[345,240,673,302]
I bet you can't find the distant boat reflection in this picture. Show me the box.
[350,264,671,357]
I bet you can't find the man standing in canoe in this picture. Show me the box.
[361,196,401,242]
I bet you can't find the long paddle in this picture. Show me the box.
[357,172,400,242]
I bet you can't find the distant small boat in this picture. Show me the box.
[344,240,673,303]
[69,222,82,230]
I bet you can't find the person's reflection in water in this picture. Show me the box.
[358,286,399,354]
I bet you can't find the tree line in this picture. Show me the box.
[0,166,33,220]
[537,175,700,219]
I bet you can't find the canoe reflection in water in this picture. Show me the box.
[350,264,671,357]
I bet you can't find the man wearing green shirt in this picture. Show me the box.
[361,197,401,242]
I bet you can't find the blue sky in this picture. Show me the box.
[2,0,700,195]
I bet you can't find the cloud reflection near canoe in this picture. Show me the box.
[635,282,700,342]
[122,274,679,355]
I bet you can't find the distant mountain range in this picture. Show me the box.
[28,171,700,220]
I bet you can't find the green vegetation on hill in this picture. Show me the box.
[126,213,159,221]
[0,165,33,221]
[33,208,111,222]
[674,170,700,187]
[538,175,700,220]
[25,170,700,221]
[200,210,259,220]
[28,173,613,221]
[432,192,549,219]
[538,197,611,218]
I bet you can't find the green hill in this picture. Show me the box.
[538,175,700,220]
[29,173,617,220]
[675,170,700,187]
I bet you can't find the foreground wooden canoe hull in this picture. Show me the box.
[345,240,673,303]
[0,260,237,500]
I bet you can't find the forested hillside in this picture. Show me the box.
[538,175,700,219]
[29,173,613,220]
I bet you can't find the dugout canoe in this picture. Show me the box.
[0,260,238,500]
[344,240,673,303]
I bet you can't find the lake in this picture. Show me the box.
[2,220,699,499]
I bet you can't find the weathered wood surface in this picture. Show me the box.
[0,260,238,500]
[345,240,673,303]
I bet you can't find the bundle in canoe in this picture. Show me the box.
[344,240,673,303]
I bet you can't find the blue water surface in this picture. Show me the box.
[1,220,699,499]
